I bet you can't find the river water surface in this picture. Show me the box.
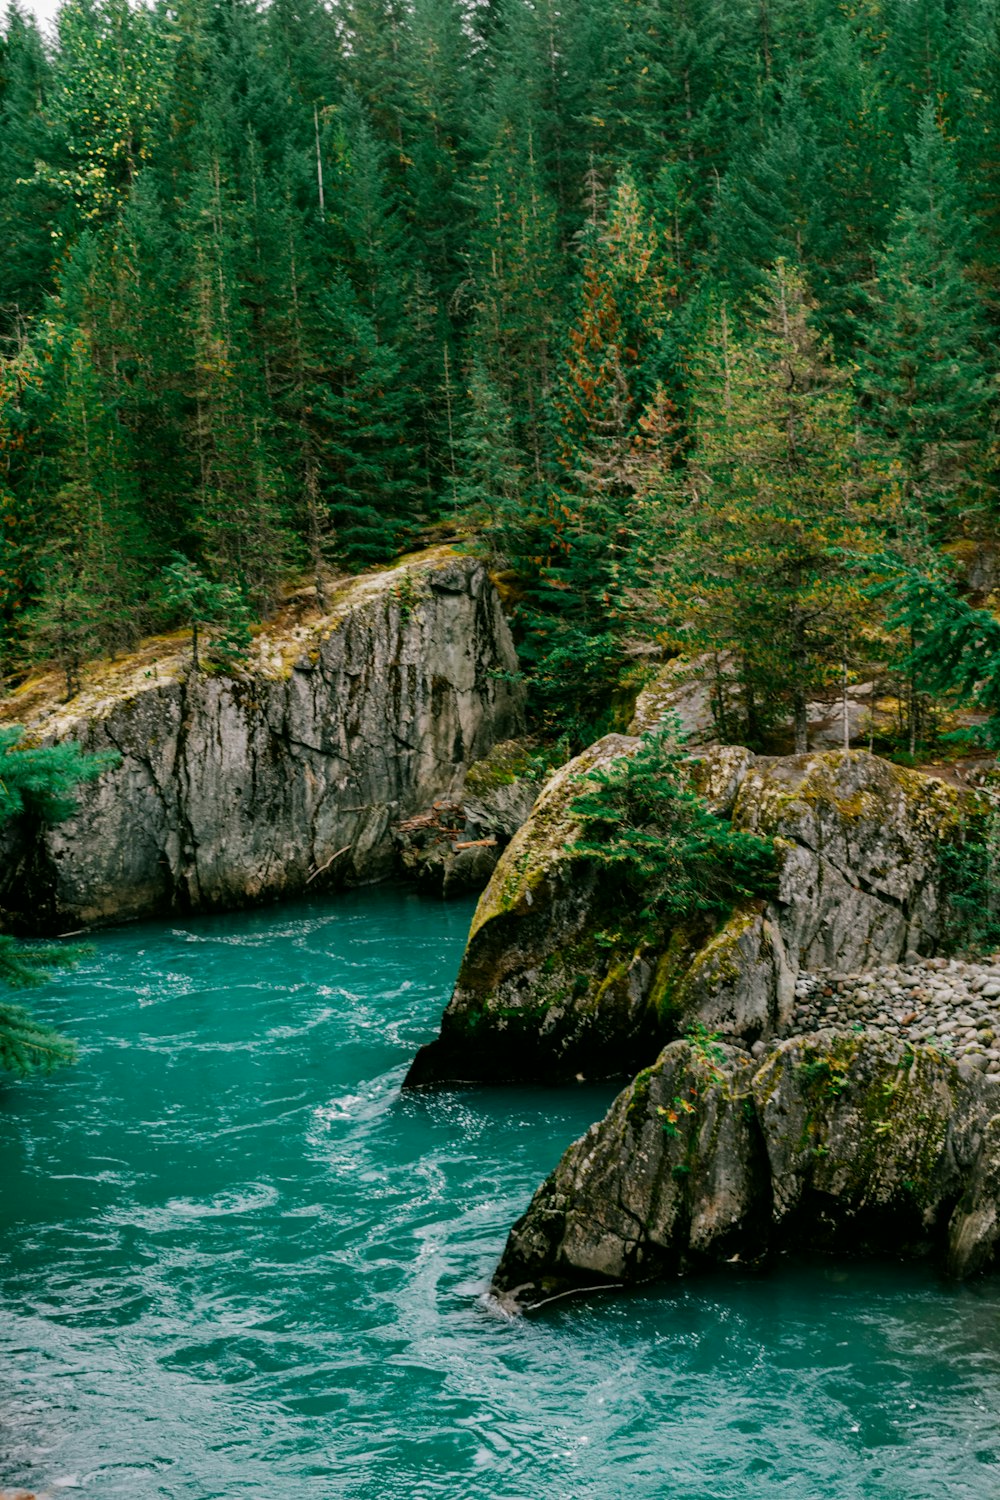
[2,886,1000,1498]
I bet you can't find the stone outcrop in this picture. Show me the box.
[394,737,543,897]
[491,1032,1000,1311]
[405,741,962,1087]
[406,734,657,1085]
[0,549,524,928]
[630,653,890,752]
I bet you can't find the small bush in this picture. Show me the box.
[568,727,778,927]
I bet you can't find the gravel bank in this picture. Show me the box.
[780,956,1000,1081]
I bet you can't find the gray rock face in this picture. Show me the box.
[394,737,544,898]
[492,1033,1000,1311]
[406,744,962,1086]
[0,550,524,927]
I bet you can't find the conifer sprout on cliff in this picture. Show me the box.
[569,724,777,926]
[0,727,119,1078]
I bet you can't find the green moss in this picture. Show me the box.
[464,738,539,795]
[628,1065,657,1121]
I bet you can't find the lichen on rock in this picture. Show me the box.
[491,1032,1000,1312]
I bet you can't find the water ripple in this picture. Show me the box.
[2,887,1000,1498]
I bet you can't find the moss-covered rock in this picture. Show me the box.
[491,1033,1000,1311]
[406,747,964,1088]
[404,735,661,1085]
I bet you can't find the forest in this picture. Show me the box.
[2,0,1000,750]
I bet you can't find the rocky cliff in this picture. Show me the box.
[491,1032,1000,1311]
[406,740,962,1086]
[0,549,524,928]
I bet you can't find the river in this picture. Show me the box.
[2,886,999,1497]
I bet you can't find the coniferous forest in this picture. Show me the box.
[3,0,1000,750]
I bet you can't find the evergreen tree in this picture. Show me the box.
[184,128,289,607]
[0,4,56,334]
[511,174,677,741]
[0,724,118,1078]
[656,263,884,750]
[858,101,995,528]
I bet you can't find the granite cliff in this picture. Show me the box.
[0,549,524,928]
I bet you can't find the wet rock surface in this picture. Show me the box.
[492,1032,1000,1312]
[0,550,524,928]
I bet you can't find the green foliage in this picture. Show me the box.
[0,996,78,1076]
[867,561,1000,748]
[0,723,116,824]
[569,728,778,928]
[1,0,1000,743]
[938,792,1000,954]
[161,555,251,672]
[0,724,117,1078]
[858,102,995,529]
[652,263,888,750]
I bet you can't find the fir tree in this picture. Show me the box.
[656,263,885,750]
[0,724,118,1078]
[858,102,995,527]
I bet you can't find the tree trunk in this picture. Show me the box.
[793,691,808,754]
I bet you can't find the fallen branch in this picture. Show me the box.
[307,844,351,884]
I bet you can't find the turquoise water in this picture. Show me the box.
[2,887,1000,1498]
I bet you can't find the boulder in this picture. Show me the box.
[492,1033,1000,1311]
[407,745,962,1086]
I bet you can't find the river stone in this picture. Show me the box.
[491,1034,1000,1311]
[0,548,524,927]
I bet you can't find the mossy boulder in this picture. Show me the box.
[406,747,963,1088]
[404,735,664,1085]
[491,1033,1000,1311]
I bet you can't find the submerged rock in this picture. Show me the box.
[492,1033,1000,1311]
[0,549,524,927]
[407,743,962,1086]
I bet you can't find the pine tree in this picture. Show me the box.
[0,4,57,335]
[32,0,170,235]
[161,554,251,671]
[20,236,151,684]
[656,263,885,750]
[711,83,830,299]
[512,173,677,741]
[858,101,995,529]
[184,129,289,608]
[465,60,562,480]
